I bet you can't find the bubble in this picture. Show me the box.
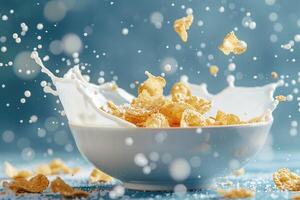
[274,23,283,32]
[0,36,7,43]
[21,147,35,161]
[228,63,236,71]
[17,137,30,149]
[54,130,69,145]
[121,28,129,35]
[134,153,148,167]
[186,8,193,15]
[125,137,133,146]
[149,152,159,162]
[196,128,202,134]
[169,158,191,181]
[24,90,31,97]
[44,116,59,132]
[13,51,40,80]
[229,159,240,170]
[65,143,74,152]
[20,98,26,104]
[44,0,67,22]
[290,128,297,136]
[62,33,82,55]
[197,20,204,27]
[37,128,47,137]
[36,23,44,30]
[49,40,63,55]
[160,57,178,74]
[12,33,18,39]
[2,130,15,143]
[109,185,125,199]
[174,184,187,197]
[150,12,164,29]
[1,15,8,21]
[190,156,201,168]
[269,12,278,22]
[155,131,167,143]
[29,115,38,123]
[15,38,21,43]
[143,166,151,174]
[291,121,298,128]
[265,0,276,6]
[1,46,7,53]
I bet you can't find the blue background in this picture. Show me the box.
[0,0,299,163]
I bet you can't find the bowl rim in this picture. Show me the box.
[69,118,273,130]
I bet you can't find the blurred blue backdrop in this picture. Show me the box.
[0,0,299,163]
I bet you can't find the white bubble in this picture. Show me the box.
[24,90,31,97]
[1,46,7,53]
[29,115,38,123]
[169,158,191,181]
[36,23,44,30]
[290,128,298,136]
[269,12,278,22]
[265,0,276,6]
[13,51,40,80]
[160,57,178,74]
[228,63,236,71]
[291,121,298,128]
[2,130,15,143]
[149,152,159,162]
[186,8,193,15]
[37,128,46,137]
[134,153,148,167]
[125,137,133,146]
[249,21,256,29]
[143,166,151,174]
[62,33,82,55]
[15,37,21,43]
[20,98,26,103]
[155,131,167,143]
[21,147,35,161]
[150,12,164,29]
[44,0,67,22]
[197,20,204,27]
[1,15,8,21]
[174,184,187,197]
[49,40,63,55]
[12,33,18,39]
[121,28,129,35]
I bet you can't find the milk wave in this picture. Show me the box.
[31,51,282,128]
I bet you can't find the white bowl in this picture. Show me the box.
[69,121,272,191]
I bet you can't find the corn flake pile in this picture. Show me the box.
[273,168,300,191]
[102,72,267,128]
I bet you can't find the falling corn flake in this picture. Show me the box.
[219,31,247,55]
[271,71,278,79]
[89,168,114,183]
[173,14,194,42]
[3,174,49,194]
[209,65,219,77]
[51,177,89,198]
[275,95,287,102]
[4,161,33,179]
[217,188,255,199]
[273,168,300,191]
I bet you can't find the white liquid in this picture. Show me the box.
[31,51,281,128]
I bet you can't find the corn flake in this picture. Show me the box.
[233,168,246,176]
[89,168,113,183]
[271,71,278,79]
[51,177,89,198]
[174,14,194,42]
[215,111,241,125]
[209,65,219,77]
[273,168,300,191]
[185,96,211,115]
[160,101,194,127]
[4,161,32,179]
[171,82,191,102]
[138,71,166,97]
[275,95,287,102]
[180,109,206,127]
[3,174,49,194]
[124,106,154,126]
[143,113,169,128]
[219,31,247,55]
[217,188,255,199]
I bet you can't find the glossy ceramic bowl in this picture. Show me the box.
[70,121,272,191]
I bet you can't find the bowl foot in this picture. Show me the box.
[123,181,210,191]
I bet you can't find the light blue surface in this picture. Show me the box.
[0,151,297,199]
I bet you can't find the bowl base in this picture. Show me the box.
[123,181,209,191]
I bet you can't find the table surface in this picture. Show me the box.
[0,151,298,199]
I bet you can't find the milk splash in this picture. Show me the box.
[31,51,282,128]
